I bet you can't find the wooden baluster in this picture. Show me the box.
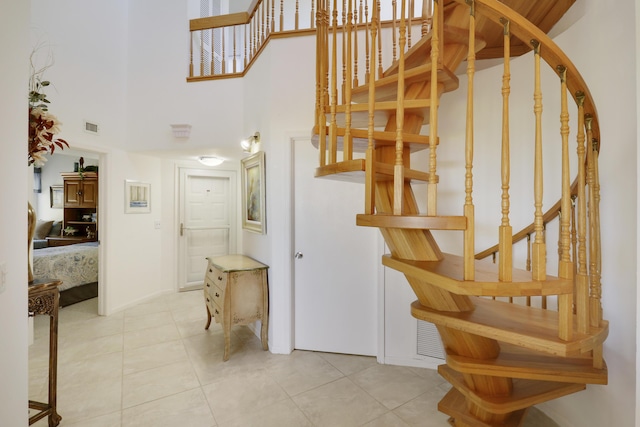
[377,0,383,79]
[422,0,432,37]
[587,125,602,327]
[329,0,339,164]
[221,29,226,74]
[463,0,475,279]
[427,0,441,216]
[392,0,397,63]
[261,1,265,45]
[407,0,412,48]
[353,2,359,87]
[200,30,205,76]
[189,32,194,77]
[526,234,532,306]
[556,65,572,340]
[271,0,275,36]
[265,0,270,37]
[577,159,594,325]
[296,0,300,30]
[359,0,363,24]
[342,0,347,104]
[344,0,354,162]
[311,0,315,29]
[233,26,237,73]
[244,24,248,68]
[365,1,370,83]
[498,18,512,282]
[531,40,546,281]
[393,0,407,215]
[317,0,328,167]
[364,0,378,215]
[591,136,603,368]
[280,0,284,31]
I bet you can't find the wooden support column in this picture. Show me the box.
[531,39,546,281]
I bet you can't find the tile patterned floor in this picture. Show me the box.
[29,290,559,426]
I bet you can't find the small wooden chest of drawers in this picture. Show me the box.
[204,255,269,361]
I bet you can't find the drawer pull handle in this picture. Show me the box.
[206,298,210,302]
[215,292,220,297]
[214,309,219,315]
[209,268,213,273]
[206,283,210,287]
[218,276,223,281]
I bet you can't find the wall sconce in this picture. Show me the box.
[198,156,224,166]
[170,124,192,138]
[241,132,260,153]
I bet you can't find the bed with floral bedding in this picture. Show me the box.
[33,242,98,306]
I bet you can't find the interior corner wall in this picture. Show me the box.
[0,1,30,425]
[239,35,317,354]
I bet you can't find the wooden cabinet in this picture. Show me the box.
[61,172,98,242]
[204,255,269,361]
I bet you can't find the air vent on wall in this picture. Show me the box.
[84,121,99,135]
[417,320,445,359]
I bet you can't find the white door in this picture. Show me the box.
[293,138,378,355]
[178,168,236,291]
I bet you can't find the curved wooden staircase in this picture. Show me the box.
[311,0,607,425]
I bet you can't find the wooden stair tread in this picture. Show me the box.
[315,159,434,184]
[438,388,527,427]
[383,253,574,297]
[311,127,436,154]
[439,364,586,414]
[351,64,459,103]
[384,24,487,77]
[356,213,467,230]
[411,297,609,356]
[447,343,608,384]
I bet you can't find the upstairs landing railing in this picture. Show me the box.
[188,0,431,81]
[315,0,603,344]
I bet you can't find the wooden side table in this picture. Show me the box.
[28,279,62,427]
[203,255,269,361]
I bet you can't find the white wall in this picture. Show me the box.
[0,1,30,425]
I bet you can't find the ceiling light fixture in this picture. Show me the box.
[198,156,224,166]
[241,132,260,153]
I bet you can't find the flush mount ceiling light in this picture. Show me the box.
[170,124,192,138]
[241,132,260,153]
[198,156,224,166]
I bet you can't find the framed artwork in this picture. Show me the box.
[50,185,64,208]
[241,151,266,234]
[125,180,151,213]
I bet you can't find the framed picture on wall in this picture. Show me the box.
[241,151,266,234]
[124,180,151,213]
[50,185,64,208]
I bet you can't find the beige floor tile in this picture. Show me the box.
[318,351,380,376]
[292,377,388,427]
[123,322,181,350]
[122,388,215,427]
[29,293,563,427]
[202,370,289,425]
[123,338,189,375]
[362,411,411,427]
[351,364,436,410]
[122,360,200,408]
[266,350,345,396]
[218,397,313,427]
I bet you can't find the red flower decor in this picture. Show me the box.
[28,106,68,166]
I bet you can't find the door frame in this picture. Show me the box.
[177,166,238,292]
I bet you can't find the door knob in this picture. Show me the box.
[294,252,303,259]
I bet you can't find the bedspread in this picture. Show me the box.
[33,242,99,292]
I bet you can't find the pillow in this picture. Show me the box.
[49,220,62,237]
[34,220,54,240]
